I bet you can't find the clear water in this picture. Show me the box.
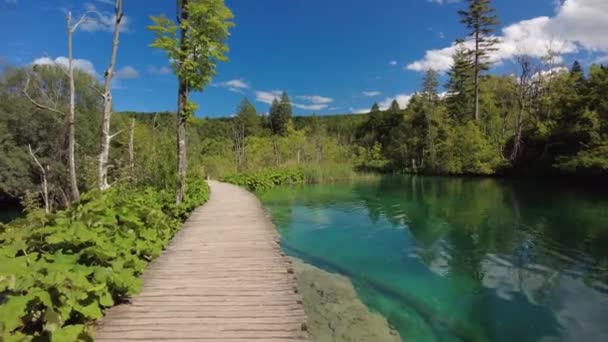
[0,207,21,223]
[259,176,608,342]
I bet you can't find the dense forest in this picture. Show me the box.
[2,0,607,213]
[2,57,608,208]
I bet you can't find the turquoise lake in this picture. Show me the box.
[259,176,608,342]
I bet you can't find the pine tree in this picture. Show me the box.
[235,97,259,137]
[370,102,380,113]
[388,99,400,113]
[446,45,475,122]
[421,69,441,171]
[570,60,583,74]
[422,69,440,103]
[269,92,292,136]
[458,0,500,121]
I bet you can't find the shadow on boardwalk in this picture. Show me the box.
[96,180,308,341]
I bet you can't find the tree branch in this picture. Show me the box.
[22,72,66,117]
[71,11,98,32]
[27,144,50,214]
[109,130,123,140]
[90,84,106,99]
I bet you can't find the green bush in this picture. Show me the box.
[0,178,209,341]
[221,168,306,192]
[220,164,359,192]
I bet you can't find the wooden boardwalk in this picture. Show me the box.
[96,181,308,341]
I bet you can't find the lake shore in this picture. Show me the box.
[292,258,401,342]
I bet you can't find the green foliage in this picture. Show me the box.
[0,65,102,205]
[446,45,475,122]
[269,93,293,136]
[221,168,305,192]
[221,164,359,192]
[148,0,234,93]
[0,179,209,340]
[235,98,261,137]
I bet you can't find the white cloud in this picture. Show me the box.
[293,95,334,110]
[408,0,607,72]
[115,65,139,79]
[350,93,414,114]
[379,93,413,110]
[363,91,381,97]
[428,0,460,4]
[593,55,608,64]
[95,0,116,5]
[79,4,131,33]
[350,107,371,114]
[296,95,333,105]
[389,60,398,66]
[256,91,334,111]
[255,90,282,104]
[32,56,97,76]
[214,79,250,93]
[148,65,172,75]
[292,103,329,111]
[531,66,569,81]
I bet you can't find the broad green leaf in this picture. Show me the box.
[43,310,62,333]
[76,302,102,320]
[51,324,84,342]
[0,295,30,332]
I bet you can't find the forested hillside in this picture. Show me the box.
[2,60,607,207]
[131,59,608,178]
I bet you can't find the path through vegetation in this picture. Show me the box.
[96,181,308,341]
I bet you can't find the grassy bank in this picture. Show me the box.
[220,164,364,192]
[0,178,209,341]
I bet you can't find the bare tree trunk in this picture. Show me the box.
[296,148,301,164]
[474,31,480,121]
[67,12,80,202]
[315,136,323,164]
[511,56,533,161]
[272,138,281,167]
[232,123,245,171]
[28,145,49,214]
[98,0,123,190]
[128,116,135,173]
[175,0,189,205]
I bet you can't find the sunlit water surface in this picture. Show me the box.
[259,176,608,342]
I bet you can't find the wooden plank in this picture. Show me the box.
[95,181,308,341]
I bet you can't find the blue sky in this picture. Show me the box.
[1,0,607,117]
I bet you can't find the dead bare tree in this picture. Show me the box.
[23,10,94,202]
[27,145,50,214]
[510,55,535,161]
[231,121,245,171]
[97,0,124,190]
[128,116,135,174]
[64,11,93,202]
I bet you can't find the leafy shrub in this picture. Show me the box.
[221,168,305,192]
[220,165,358,192]
[0,178,209,341]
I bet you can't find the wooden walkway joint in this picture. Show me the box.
[96,180,308,341]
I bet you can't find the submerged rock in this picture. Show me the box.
[293,258,401,342]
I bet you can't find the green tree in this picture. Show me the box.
[388,99,400,113]
[269,92,293,136]
[421,69,441,171]
[446,45,475,122]
[235,97,260,137]
[458,0,500,121]
[149,0,234,204]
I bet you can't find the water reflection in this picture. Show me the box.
[260,176,608,341]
